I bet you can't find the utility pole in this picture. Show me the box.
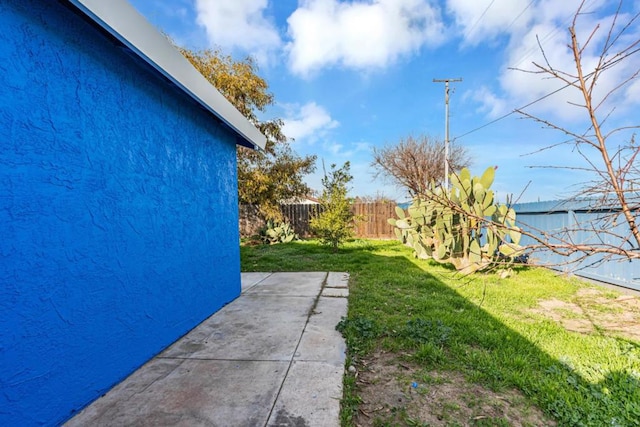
[433,78,462,189]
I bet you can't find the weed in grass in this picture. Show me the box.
[414,342,446,367]
[471,417,510,426]
[402,319,453,347]
[336,316,381,355]
[340,354,361,427]
[418,370,450,386]
[442,402,461,412]
[370,404,431,427]
[435,401,462,424]
[346,239,377,251]
[461,392,483,409]
[371,405,413,427]
[405,419,430,427]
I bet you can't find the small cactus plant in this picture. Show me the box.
[388,166,523,274]
[260,220,298,244]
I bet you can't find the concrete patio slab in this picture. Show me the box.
[326,272,349,289]
[161,294,314,361]
[67,359,289,427]
[244,271,326,297]
[241,272,272,292]
[66,271,349,427]
[322,287,349,298]
[296,297,348,364]
[267,361,344,427]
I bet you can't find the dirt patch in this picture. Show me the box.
[353,352,554,427]
[530,287,640,341]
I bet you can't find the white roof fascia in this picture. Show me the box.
[67,0,267,151]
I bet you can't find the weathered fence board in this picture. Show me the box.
[239,202,397,239]
[280,203,318,237]
[352,202,396,238]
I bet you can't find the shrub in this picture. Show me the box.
[310,162,357,251]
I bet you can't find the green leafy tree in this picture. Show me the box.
[310,162,357,251]
[179,47,316,220]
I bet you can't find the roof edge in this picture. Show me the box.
[67,0,266,151]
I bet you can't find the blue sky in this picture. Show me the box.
[129,0,640,203]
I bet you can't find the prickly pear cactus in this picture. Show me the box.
[388,167,523,274]
[260,220,298,244]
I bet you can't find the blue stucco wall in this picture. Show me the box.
[0,1,242,425]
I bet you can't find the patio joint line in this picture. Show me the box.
[263,271,330,427]
[241,272,273,294]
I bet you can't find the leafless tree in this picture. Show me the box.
[354,193,396,204]
[512,0,640,262]
[372,134,471,197]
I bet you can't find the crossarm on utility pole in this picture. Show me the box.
[433,78,462,189]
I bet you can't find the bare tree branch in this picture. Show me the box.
[372,135,471,197]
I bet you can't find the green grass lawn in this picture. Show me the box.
[240,239,640,426]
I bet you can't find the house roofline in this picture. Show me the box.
[67,0,267,151]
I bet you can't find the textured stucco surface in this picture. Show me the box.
[0,1,242,425]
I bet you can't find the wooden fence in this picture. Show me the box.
[279,203,318,237]
[352,202,397,238]
[239,202,397,239]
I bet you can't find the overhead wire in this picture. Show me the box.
[509,26,563,70]
[453,0,628,142]
[464,0,496,39]
[505,0,535,31]
[453,45,640,142]
[453,84,569,141]
[510,0,599,69]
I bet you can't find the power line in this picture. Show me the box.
[453,83,567,141]
[464,0,496,39]
[510,0,599,69]
[453,45,640,142]
[505,0,535,31]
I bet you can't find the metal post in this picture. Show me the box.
[433,78,462,189]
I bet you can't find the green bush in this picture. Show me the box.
[310,162,357,251]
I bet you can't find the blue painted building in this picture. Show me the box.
[0,0,265,425]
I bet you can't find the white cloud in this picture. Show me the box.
[447,0,534,45]
[500,22,585,120]
[195,0,281,62]
[282,102,340,142]
[510,11,639,121]
[625,78,640,106]
[326,142,345,155]
[470,86,508,118]
[465,0,640,124]
[354,141,371,152]
[446,0,605,46]
[285,0,445,76]
[322,140,371,159]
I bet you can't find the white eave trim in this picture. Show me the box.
[67,0,266,151]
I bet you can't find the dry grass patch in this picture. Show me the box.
[530,287,640,341]
[353,352,554,427]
